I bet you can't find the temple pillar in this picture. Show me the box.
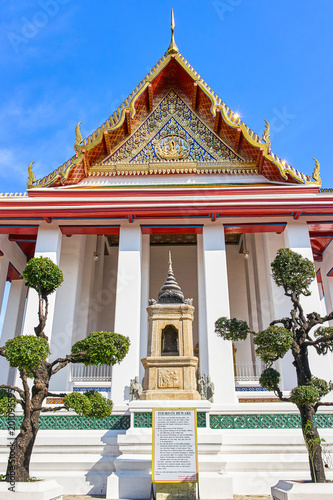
[20,226,62,342]
[49,235,86,391]
[284,221,333,383]
[87,235,105,333]
[0,279,27,385]
[139,233,150,384]
[111,226,142,406]
[199,224,236,405]
[197,233,208,375]
[0,253,9,315]
[262,232,292,389]
[320,240,333,316]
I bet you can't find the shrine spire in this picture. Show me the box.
[167,9,179,55]
[157,251,184,304]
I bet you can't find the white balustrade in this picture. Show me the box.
[234,360,265,382]
[70,364,112,382]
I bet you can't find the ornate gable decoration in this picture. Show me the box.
[101,90,247,166]
[31,45,319,189]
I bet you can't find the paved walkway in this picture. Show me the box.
[63,496,271,500]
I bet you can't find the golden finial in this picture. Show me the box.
[168,251,173,272]
[312,157,321,183]
[167,9,179,55]
[262,119,271,148]
[27,162,35,190]
[74,121,83,152]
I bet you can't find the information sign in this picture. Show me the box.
[152,408,198,483]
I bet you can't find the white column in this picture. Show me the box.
[201,224,236,405]
[197,233,209,375]
[49,235,86,391]
[111,226,142,406]
[0,279,27,385]
[21,226,62,342]
[87,235,105,333]
[263,232,295,390]
[72,235,96,344]
[139,234,150,384]
[320,240,333,316]
[244,234,259,333]
[284,222,333,383]
[0,253,9,316]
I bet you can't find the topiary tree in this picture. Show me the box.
[0,256,130,482]
[215,248,333,483]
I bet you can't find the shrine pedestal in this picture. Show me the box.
[140,356,200,400]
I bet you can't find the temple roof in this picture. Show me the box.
[27,15,320,191]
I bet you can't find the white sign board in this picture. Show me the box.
[152,409,198,483]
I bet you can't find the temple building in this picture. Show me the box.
[0,13,333,498]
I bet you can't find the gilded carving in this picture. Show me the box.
[262,119,271,148]
[104,90,244,165]
[312,157,321,183]
[27,162,35,190]
[158,368,181,388]
[74,121,83,152]
[154,135,190,160]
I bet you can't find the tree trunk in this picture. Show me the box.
[300,404,326,483]
[6,407,41,482]
[6,365,50,482]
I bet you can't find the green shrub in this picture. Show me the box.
[5,336,50,376]
[85,391,113,418]
[271,248,315,296]
[215,317,250,341]
[259,367,280,391]
[255,326,293,364]
[72,331,130,366]
[23,256,63,297]
[63,392,91,416]
[290,385,319,406]
[0,389,17,417]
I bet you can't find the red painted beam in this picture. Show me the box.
[0,226,38,235]
[224,223,286,235]
[7,262,21,282]
[309,231,333,238]
[141,226,203,235]
[60,225,120,236]
[308,222,333,233]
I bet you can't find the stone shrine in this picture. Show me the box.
[140,253,200,400]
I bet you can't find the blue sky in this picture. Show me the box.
[1,0,333,192]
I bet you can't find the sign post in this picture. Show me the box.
[152,408,198,499]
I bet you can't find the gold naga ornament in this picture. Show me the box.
[26,162,35,189]
[74,121,83,152]
[262,119,271,148]
[312,157,321,183]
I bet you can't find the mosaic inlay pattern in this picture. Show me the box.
[133,411,207,428]
[0,415,130,430]
[0,413,331,430]
[235,386,268,392]
[73,387,111,393]
[210,413,333,429]
[104,90,245,165]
